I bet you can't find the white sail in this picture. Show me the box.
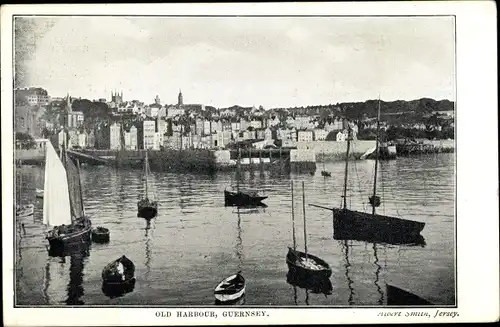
[43,141,72,226]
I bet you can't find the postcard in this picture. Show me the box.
[1,2,498,326]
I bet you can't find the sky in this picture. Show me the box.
[15,16,455,108]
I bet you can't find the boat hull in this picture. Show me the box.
[332,208,425,241]
[47,219,92,250]
[102,255,136,284]
[92,227,110,243]
[386,284,432,305]
[102,278,136,299]
[214,273,246,304]
[16,204,34,218]
[137,205,158,219]
[224,190,267,207]
[286,248,332,279]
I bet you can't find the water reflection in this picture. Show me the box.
[65,246,89,305]
[341,240,355,305]
[334,231,426,248]
[286,270,333,296]
[45,243,90,305]
[145,219,153,279]
[235,209,243,271]
[373,243,384,305]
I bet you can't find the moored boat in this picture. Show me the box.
[214,271,246,304]
[43,136,92,251]
[16,204,34,218]
[224,189,268,207]
[102,255,136,285]
[137,150,158,219]
[321,170,331,177]
[313,98,425,241]
[286,247,332,279]
[92,226,110,243]
[386,284,433,305]
[286,181,332,279]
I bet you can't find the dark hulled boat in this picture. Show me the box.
[386,284,433,305]
[224,190,268,207]
[137,198,158,219]
[43,135,92,251]
[101,255,136,298]
[286,181,332,280]
[315,99,425,241]
[286,247,332,279]
[92,226,110,243]
[214,271,246,304]
[137,150,158,219]
[321,170,331,177]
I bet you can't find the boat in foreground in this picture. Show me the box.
[224,189,268,207]
[102,255,136,285]
[286,247,332,279]
[43,137,92,251]
[102,255,136,298]
[386,284,433,305]
[214,271,246,304]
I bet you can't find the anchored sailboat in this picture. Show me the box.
[286,181,332,279]
[44,134,92,250]
[137,150,158,219]
[323,98,425,242]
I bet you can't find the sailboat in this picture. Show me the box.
[328,99,425,241]
[44,133,92,250]
[16,163,34,218]
[137,150,158,219]
[286,181,332,279]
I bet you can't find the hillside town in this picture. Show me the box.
[14,86,455,151]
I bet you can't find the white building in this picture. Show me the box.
[167,107,186,118]
[143,120,156,150]
[314,129,328,141]
[250,120,263,129]
[110,122,121,150]
[297,130,314,142]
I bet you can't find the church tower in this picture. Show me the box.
[66,92,72,112]
[178,89,183,106]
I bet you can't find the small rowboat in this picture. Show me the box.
[92,227,110,243]
[102,255,135,285]
[214,271,246,304]
[321,170,331,177]
[36,188,44,198]
[16,204,34,218]
[137,198,158,219]
[286,247,332,279]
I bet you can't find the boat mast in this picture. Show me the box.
[291,181,296,251]
[342,123,351,209]
[302,181,308,259]
[76,158,85,216]
[237,147,241,193]
[144,150,149,198]
[371,97,381,216]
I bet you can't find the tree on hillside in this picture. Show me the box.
[15,132,36,149]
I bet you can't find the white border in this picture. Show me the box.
[2,2,498,325]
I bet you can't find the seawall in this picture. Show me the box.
[15,149,45,164]
[296,140,376,162]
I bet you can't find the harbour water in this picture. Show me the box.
[15,153,455,306]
